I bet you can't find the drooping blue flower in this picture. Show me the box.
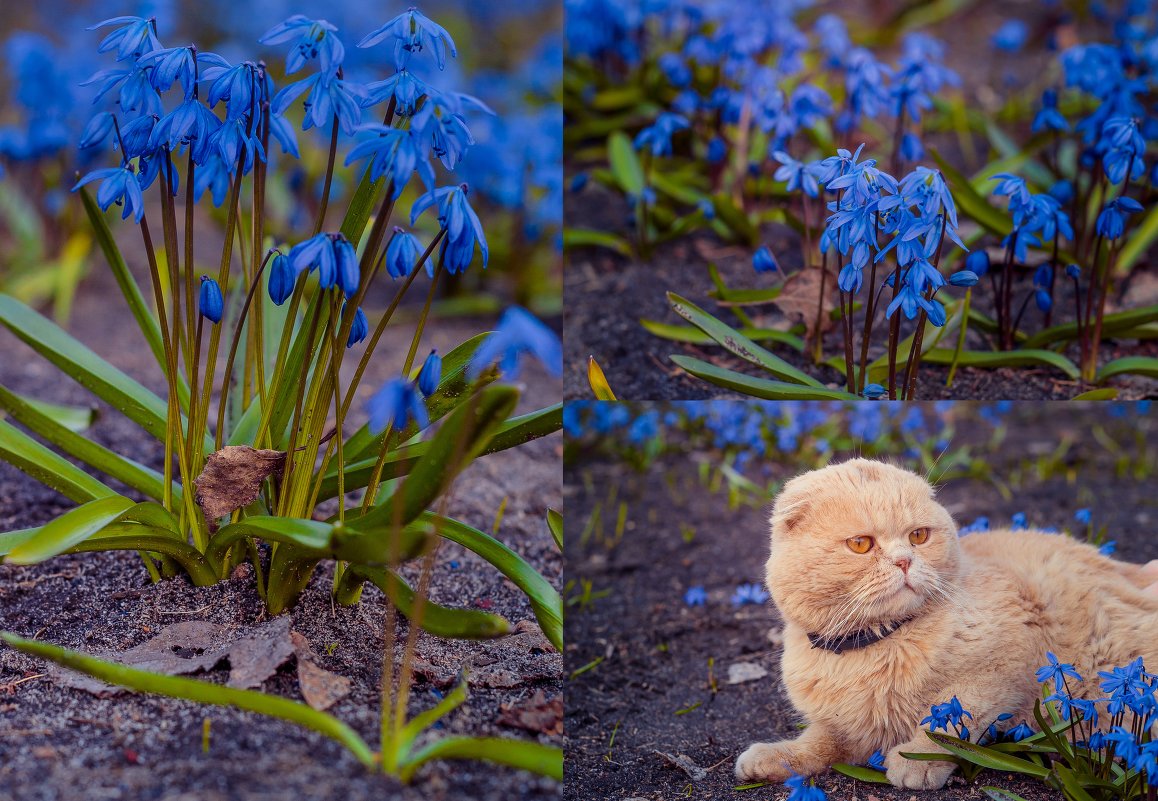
[730,582,769,607]
[79,112,115,150]
[411,184,488,274]
[1032,89,1068,134]
[345,305,368,348]
[863,383,886,399]
[467,306,562,380]
[785,773,828,801]
[260,16,345,75]
[1012,512,1028,530]
[1074,508,1092,525]
[149,97,222,164]
[949,270,979,287]
[272,72,367,136]
[773,151,820,197]
[1007,722,1035,741]
[1036,652,1083,686]
[1049,180,1074,205]
[71,166,145,222]
[286,232,358,295]
[683,585,707,607]
[965,250,990,278]
[992,20,1028,52]
[268,252,294,305]
[753,246,779,273]
[417,350,442,396]
[137,47,228,101]
[959,516,989,534]
[88,16,162,62]
[118,114,158,159]
[867,750,886,771]
[344,124,434,200]
[1096,196,1144,239]
[384,228,424,279]
[205,61,269,121]
[362,70,432,117]
[633,112,690,157]
[198,276,224,323]
[358,8,457,71]
[367,377,428,433]
[1066,263,1081,280]
[82,64,164,117]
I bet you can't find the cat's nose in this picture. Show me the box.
[895,557,912,574]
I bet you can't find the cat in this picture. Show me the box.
[734,458,1158,790]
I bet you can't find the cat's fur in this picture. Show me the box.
[735,458,1158,790]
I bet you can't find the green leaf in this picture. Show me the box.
[711,194,757,246]
[346,565,511,639]
[982,788,1031,801]
[4,394,95,433]
[338,171,386,248]
[1072,388,1118,400]
[608,131,645,196]
[1118,199,1158,273]
[399,737,562,782]
[414,512,562,653]
[206,517,333,566]
[0,383,179,504]
[5,495,135,564]
[671,355,858,399]
[354,386,518,532]
[0,418,117,504]
[1023,304,1158,349]
[587,356,616,400]
[667,292,822,386]
[831,763,890,784]
[918,348,1080,380]
[562,227,633,257]
[396,680,468,756]
[650,171,706,206]
[547,508,563,551]
[641,319,804,351]
[924,732,1050,778]
[1097,356,1158,383]
[1,632,375,768]
[1051,764,1096,801]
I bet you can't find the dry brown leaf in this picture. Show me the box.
[772,267,836,340]
[496,690,562,735]
[227,617,296,689]
[193,446,287,529]
[290,631,351,711]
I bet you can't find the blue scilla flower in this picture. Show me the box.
[706,136,727,164]
[287,232,359,295]
[268,252,294,305]
[683,585,707,607]
[785,773,827,801]
[730,583,769,607]
[384,228,424,279]
[867,750,885,771]
[863,383,886,399]
[992,19,1028,52]
[269,112,300,158]
[359,8,457,71]
[838,49,891,132]
[1049,180,1074,205]
[412,94,489,171]
[773,151,820,197]
[417,350,441,396]
[1012,512,1028,530]
[118,114,158,160]
[991,173,1033,220]
[205,61,269,121]
[79,112,116,150]
[815,14,851,67]
[1032,89,1068,133]
[900,132,925,162]
[210,118,266,176]
[1096,196,1144,239]
[411,184,488,274]
[1007,722,1035,741]
[88,16,162,62]
[949,270,979,287]
[468,306,562,380]
[345,125,434,200]
[149,97,222,164]
[753,246,778,273]
[965,250,990,278]
[1035,289,1052,313]
[193,154,231,206]
[958,516,989,534]
[367,377,428,433]
[273,72,367,136]
[658,52,691,88]
[260,16,345,76]
[634,112,690,157]
[345,305,368,348]
[362,70,432,117]
[1075,508,1092,525]
[72,166,145,222]
[198,276,224,323]
[138,48,227,101]
[1036,652,1083,685]
[83,65,164,117]
[814,143,865,185]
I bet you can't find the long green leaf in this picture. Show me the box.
[924,732,1050,778]
[0,383,179,504]
[1118,200,1158,273]
[338,171,386,248]
[547,509,563,551]
[399,737,562,782]
[562,228,632,257]
[1096,356,1158,382]
[831,763,890,784]
[414,512,562,652]
[1023,304,1158,349]
[982,789,1031,801]
[5,495,134,564]
[1,394,95,432]
[671,355,859,399]
[667,292,822,386]
[607,131,645,196]
[347,565,510,639]
[642,319,805,351]
[918,348,1080,379]
[0,418,117,503]
[1,633,375,767]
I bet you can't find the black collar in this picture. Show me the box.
[807,617,913,655]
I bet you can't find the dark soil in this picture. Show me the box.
[0,256,563,801]
[563,405,1158,801]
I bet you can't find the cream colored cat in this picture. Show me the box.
[735,458,1158,790]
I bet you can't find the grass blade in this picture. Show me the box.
[1096,356,1158,382]
[671,355,859,399]
[831,763,890,784]
[608,131,644,196]
[400,736,562,782]
[642,319,805,351]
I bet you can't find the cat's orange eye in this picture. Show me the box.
[846,536,874,554]
[909,528,931,545]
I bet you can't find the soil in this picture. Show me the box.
[0,252,563,800]
[563,405,1158,801]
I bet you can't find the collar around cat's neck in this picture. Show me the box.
[807,616,914,655]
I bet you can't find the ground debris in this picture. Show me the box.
[726,661,769,684]
[653,750,708,781]
[496,690,562,735]
[290,632,351,711]
[193,445,288,529]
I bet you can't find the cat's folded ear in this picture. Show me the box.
[770,495,809,536]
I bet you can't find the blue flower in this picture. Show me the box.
[773,151,820,197]
[1066,263,1081,280]
[867,750,885,771]
[922,697,973,732]
[785,773,827,801]
[367,377,428,433]
[268,253,294,305]
[71,166,145,223]
[411,184,488,274]
[286,232,359,295]
[346,305,368,348]
[205,61,268,120]
[79,112,115,150]
[198,276,224,323]
[273,72,367,136]
[683,586,706,607]
[1075,508,1092,525]
[1032,90,1068,133]
[344,125,434,200]
[731,583,769,607]
[753,247,779,273]
[1012,512,1028,530]
[358,8,457,71]
[417,350,442,396]
[1007,722,1035,741]
[88,16,162,62]
[1096,196,1143,239]
[362,70,432,117]
[1098,541,1116,555]
[634,112,689,157]
[1036,652,1083,685]
[965,250,990,278]
[384,228,424,279]
[949,270,978,287]
[137,47,227,101]
[863,383,886,399]
[992,20,1028,52]
[260,16,345,75]
[468,306,562,380]
[149,97,222,164]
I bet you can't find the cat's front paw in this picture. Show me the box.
[884,744,956,790]
[735,742,799,782]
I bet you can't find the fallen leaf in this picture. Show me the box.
[193,446,288,530]
[771,266,836,340]
[497,690,562,735]
[653,750,707,781]
[290,632,351,711]
[227,617,295,689]
[727,661,769,685]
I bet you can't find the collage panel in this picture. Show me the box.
[564,0,1158,402]
[564,400,1158,800]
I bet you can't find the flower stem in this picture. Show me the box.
[313,117,341,237]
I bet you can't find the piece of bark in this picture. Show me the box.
[290,631,351,711]
[497,690,562,735]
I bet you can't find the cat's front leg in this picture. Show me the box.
[735,723,843,782]
[884,737,957,790]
